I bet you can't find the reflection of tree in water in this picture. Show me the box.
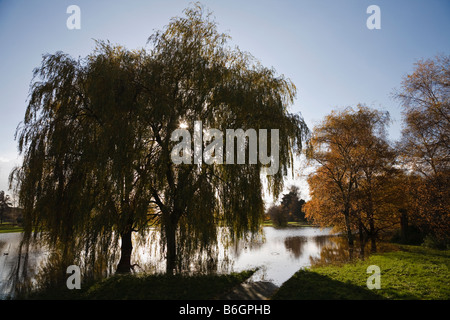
[310,235,399,267]
[9,227,252,297]
[284,236,307,258]
[10,233,120,298]
[311,235,332,249]
[284,235,336,259]
[127,229,238,276]
[310,236,354,266]
[226,233,265,259]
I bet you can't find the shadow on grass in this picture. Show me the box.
[272,269,384,300]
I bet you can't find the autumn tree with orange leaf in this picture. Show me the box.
[305,105,397,255]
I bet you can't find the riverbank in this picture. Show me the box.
[261,220,318,228]
[0,223,23,234]
[272,244,450,300]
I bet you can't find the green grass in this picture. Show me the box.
[25,269,256,300]
[0,223,23,233]
[272,245,450,300]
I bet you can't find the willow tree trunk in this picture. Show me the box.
[165,219,177,275]
[116,227,133,274]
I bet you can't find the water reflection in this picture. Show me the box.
[310,236,400,267]
[0,233,47,299]
[284,236,307,258]
[218,227,335,286]
[309,236,354,267]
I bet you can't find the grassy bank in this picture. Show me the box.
[0,223,23,233]
[25,269,255,300]
[272,245,450,300]
[262,220,316,228]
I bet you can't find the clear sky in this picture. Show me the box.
[0,0,449,199]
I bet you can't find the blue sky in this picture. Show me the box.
[0,0,449,199]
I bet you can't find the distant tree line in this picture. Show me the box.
[266,186,306,227]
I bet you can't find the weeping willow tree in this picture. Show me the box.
[10,3,308,295]
[143,4,308,274]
